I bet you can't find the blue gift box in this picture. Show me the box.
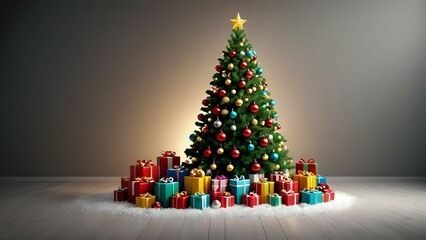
[154,181,179,208]
[166,168,189,192]
[228,176,250,204]
[190,193,210,210]
[301,190,323,205]
[316,175,327,185]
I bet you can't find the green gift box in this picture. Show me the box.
[229,175,250,204]
[301,189,323,205]
[190,193,210,210]
[154,179,178,208]
[267,194,282,206]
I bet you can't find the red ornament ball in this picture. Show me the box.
[197,114,204,121]
[239,61,248,69]
[231,149,240,158]
[212,106,221,115]
[251,161,261,173]
[277,124,282,130]
[229,50,237,58]
[252,55,257,61]
[203,149,212,157]
[216,132,227,142]
[202,126,209,133]
[215,65,222,72]
[249,103,259,113]
[259,137,269,147]
[202,99,208,106]
[152,201,162,208]
[238,80,246,88]
[242,128,252,138]
[218,89,227,97]
[265,119,273,128]
[245,70,254,79]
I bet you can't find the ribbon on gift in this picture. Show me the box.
[281,189,294,194]
[270,193,279,196]
[161,150,176,156]
[194,192,205,196]
[173,165,185,170]
[258,177,268,183]
[233,175,245,180]
[190,168,205,177]
[215,175,227,180]
[121,176,129,180]
[298,170,313,176]
[299,158,315,163]
[134,177,142,182]
[302,188,317,193]
[140,193,152,198]
[137,159,154,167]
[159,177,174,183]
[140,176,155,182]
[223,191,231,196]
[248,192,258,196]
[175,191,188,197]
[318,183,329,190]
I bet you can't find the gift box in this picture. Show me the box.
[218,192,235,208]
[190,193,210,210]
[166,167,189,192]
[296,158,319,175]
[249,173,264,190]
[155,178,179,208]
[243,192,260,208]
[211,175,228,193]
[184,175,211,194]
[316,175,327,185]
[281,190,300,206]
[209,190,222,203]
[113,188,127,201]
[128,178,155,203]
[276,180,299,193]
[322,189,335,202]
[252,179,275,204]
[292,171,316,191]
[136,193,156,208]
[121,176,129,189]
[127,181,135,203]
[130,160,159,181]
[301,189,323,205]
[170,191,190,209]
[157,151,181,178]
[269,171,290,182]
[228,175,250,204]
[267,193,282,207]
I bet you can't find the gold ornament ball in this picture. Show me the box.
[278,147,283,152]
[251,119,258,125]
[279,141,285,146]
[214,77,218,81]
[221,109,229,116]
[253,60,257,64]
[231,89,237,95]
[244,98,249,102]
[192,157,198,162]
[278,136,282,139]
[226,163,234,172]
[207,118,212,122]
[235,99,244,107]
[288,159,293,164]
[260,121,265,126]
[246,88,253,94]
[217,148,224,155]
[213,90,217,94]
[274,164,280,171]
[263,94,268,99]
[239,42,244,47]
[196,136,202,142]
[210,163,217,170]
[259,85,264,90]
[222,72,227,77]
[252,86,257,91]
[225,79,232,85]
[222,96,230,103]
[284,145,288,150]
[228,63,234,70]
[262,154,269,161]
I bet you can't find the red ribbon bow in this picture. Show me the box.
[215,175,227,180]
[161,151,176,156]
[299,158,315,163]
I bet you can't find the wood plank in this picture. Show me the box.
[179,216,210,240]
[260,216,287,240]
[208,216,225,240]
[225,216,267,240]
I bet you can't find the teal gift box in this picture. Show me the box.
[301,190,323,205]
[154,179,179,208]
[190,193,210,210]
[267,194,282,206]
[166,168,189,192]
[316,175,326,185]
[229,175,250,204]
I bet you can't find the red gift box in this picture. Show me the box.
[295,158,319,175]
[243,192,260,208]
[276,180,299,193]
[209,190,222,203]
[218,193,235,208]
[157,151,181,178]
[212,175,228,193]
[269,171,290,182]
[127,178,155,203]
[170,192,190,209]
[281,190,300,206]
[121,176,129,189]
[114,188,128,201]
[322,189,335,202]
[130,160,159,181]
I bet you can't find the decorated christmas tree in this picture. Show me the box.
[185,13,294,178]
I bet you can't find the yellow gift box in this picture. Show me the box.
[184,176,211,194]
[293,172,316,191]
[135,194,156,208]
[252,179,275,204]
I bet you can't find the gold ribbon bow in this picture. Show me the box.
[175,191,188,197]
[224,192,231,197]
[140,193,151,198]
[190,168,205,177]
[258,177,268,183]
[298,170,313,176]
[281,189,294,194]
[194,192,205,196]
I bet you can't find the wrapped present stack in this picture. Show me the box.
[113,155,335,209]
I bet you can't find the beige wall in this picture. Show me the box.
[1,0,426,176]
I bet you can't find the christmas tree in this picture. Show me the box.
[185,13,294,178]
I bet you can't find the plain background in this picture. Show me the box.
[1,0,426,177]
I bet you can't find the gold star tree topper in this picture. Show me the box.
[230,13,247,29]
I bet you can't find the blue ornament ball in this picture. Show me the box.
[247,143,255,151]
[270,100,276,106]
[261,104,267,110]
[274,114,279,119]
[189,133,196,141]
[230,111,238,119]
[253,51,257,55]
[256,67,263,74]
[269,152,279,162]
[246,51,253,57]
[261,90,268,96]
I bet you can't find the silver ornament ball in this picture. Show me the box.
[211,200,221,209]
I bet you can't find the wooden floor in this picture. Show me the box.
[0,178,425,240]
